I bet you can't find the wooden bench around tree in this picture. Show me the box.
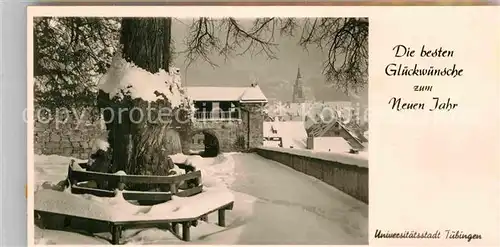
[35,189,234,244]
[35,161,235,244]
[67,160,203,203]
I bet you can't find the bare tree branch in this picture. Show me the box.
[182,17,368,94]
[34,17,120,110]
[182,18,280,70]
[35,17,368,110]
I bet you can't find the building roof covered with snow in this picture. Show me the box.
[263,121,307,148]
[306,120,364,150]
[240,85,268,103]
[310,137,353,153]
[185,85,267,103]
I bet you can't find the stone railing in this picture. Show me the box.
[256,147,368,204]
[194,111,241,120]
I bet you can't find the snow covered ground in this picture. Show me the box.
[34,153,238,244]
[34,152,368,245]
[263,121,307,149]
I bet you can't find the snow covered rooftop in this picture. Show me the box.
[263,121,307,149]
[312,137,352,153]
[185,85,267,103]
[263,121,306,138]
[240,85,268,102]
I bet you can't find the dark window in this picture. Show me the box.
[220,101,231,111]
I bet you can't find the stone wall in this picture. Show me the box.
[241,104,264,150]
[188,103,265,153]
[34,102,267,158]
[256,147,368,204]
[34,109,107,159]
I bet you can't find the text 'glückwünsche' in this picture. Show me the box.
[385,45,464,78]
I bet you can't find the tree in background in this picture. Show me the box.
[183,17,368,95]
[34,17,367,111]
[34,17,120,110]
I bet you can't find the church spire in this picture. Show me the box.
[296,65,302,79]
[292,64,305,103]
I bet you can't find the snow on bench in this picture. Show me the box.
[35,189,121,222]
[35,188,234,244]
[35,188,233,222]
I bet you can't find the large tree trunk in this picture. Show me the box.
[120,18,171,73]
[98,17,188,182]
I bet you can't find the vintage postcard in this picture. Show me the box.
[27,4,499,246]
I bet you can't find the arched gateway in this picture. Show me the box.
[189,129,220,157]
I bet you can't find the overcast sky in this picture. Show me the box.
[170,18,368,105]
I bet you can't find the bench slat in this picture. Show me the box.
[112,202,234,225]
[71,185,116,197]
[70,185,204,202]
[119,170,201,184]
[69,167,201,185]
[69,169,121,184]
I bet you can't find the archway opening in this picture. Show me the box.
[200,130,220,157]
[190,130,220,157]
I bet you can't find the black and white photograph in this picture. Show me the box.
[31,12,368,245]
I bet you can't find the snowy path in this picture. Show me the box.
[34,153,367,245]
[217,153,368,245]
